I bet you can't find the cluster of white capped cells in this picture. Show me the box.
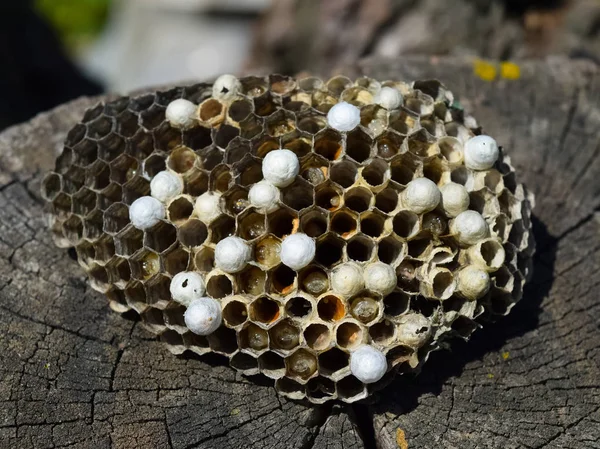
[124,76,503,388]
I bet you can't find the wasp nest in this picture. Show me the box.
[41,74,535,403]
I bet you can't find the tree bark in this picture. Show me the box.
[1,56,599,448]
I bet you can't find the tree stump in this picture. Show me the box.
[1,56,599,449]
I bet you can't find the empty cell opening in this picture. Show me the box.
[300,165,327,186]
[375,188,398,213]
[186,170,209,197]
[384,291,409,316]
[206,275,233,299]
[266,112,295,137]
[286,297,312,318]
[122,176,151,204]
[215,125,240,149]
[306,377,335,401]
[485,170,503,192]
[103,203,130,234]
[410,295,436,317]
[163,305,186,328]
[439,137,463,163]
[336,322,363,349]
[268,209,296,238]
[301,210,327,237]
[451,167,470,186]
[337,376,365,399]
[250,297,280,324]
[423,161,443,185]
[315,185,342,211]
[199,98,223,122]
[315,237,343,267]
[330,161,358,188]
[407,239,430,258]
[479,240,505,269]
[140,105,165,129]
[304,324,331,351]
[350,297,379,324]
[255,235,281,267]
[145,274,171,307]
[422,212,447,236]
[240,116,264,140]
[300,266,329,296]
[451,316,478,339]
[86,162,111,191]
[130,250,159,280]
[317,296,345,322]
[141,155,165,180]
[254,94,278,117]
[361,214,385,237]
[228,99,253,122]
[143,308,165,328]
[271,265,296,295]
[62,216,84,243]
[201,147,225,171]
[378,237,403,265]
[167,197,194,223]
[98,133,126,162]
[344,187,372,212]
[125,282,146,306]
[433,271,454,298]
[128,130,154,160]
[347,236,374,262]
[145,222,177,252]
[115,110,138,137]
[241,323,269,351]
[318,348,349,375]
[162,247,189,275]
[468,192,486,215]
[183,332,209,349]
[194,247,214,272]
[393,211,419,239]
[168,147,197,174]
[493,266,512,289]
[55,147,74,174]
[207,326,238,354]
[370,320,395,343]
[88,116,113,140]
[388,345,413,367]
[283,136,312,159]
[330,210,357,236]
[270,320,301,350]
[72,189,97,216]
[327,76,352,95]
[346,130,372,163]
[282,180,313,211]
[362,159,388,186]
[298,115,327,134]
[230,352,258,372]
[287,349,317,378]
[277,378,304,396]
[178,219,208,247]
[223,300,248,326]
[211,166,232,192]
[258,351,285,373]
[83,211,104,240]
[224,188,249,215]
[209,216,235,243]
[239,212,266,240]
[298,76,322,92]
[377,133,404,159]
[238,266,266,295]
[314,132,343,160]
[238,161,262,187]
[89,264,109,287]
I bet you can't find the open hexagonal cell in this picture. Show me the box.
[250,297,281,325]
[269,319,301,351]
[285,296,313,319]
[178,219,208,248]
[346,129,373,163]
[144,221,177,253]
[361,211,387,238]
[207,326,238,355]
[254,234,281,268]
[377,131,405,159]
[317,295,345,322]
[282,133,312,159]
[65,122,86,147]
[282,179,313,211]
[88,264,110,292]
[167,146,197,174]
[129,249,160,280]
[360,104,388,136]
[286,349,318,380]
[344,187,373,213]
[209,164,232,193]
[315,182,342,211]
[375,188,399,213]
[390,154,419,186]
[254,92,279,117]
[88,115,114,140]
[122,175,151,205]
[193,246,214,272]
[50,192,72,216]
[41,173,62,202]
[304,323,332,351]
[407,238,431,259]
[384,291,410,317]
[318,348,349,378]
[299,266,329,296]
[369,319,395,344]
[330,209,358,238]
[54,147,74,175]
[140,104,165,130]
[271,264,296,295]
[393,211,420,239]
[240,323,269,351]
[300,208,328,237]
[127,129,154,160]
[337,375,367,401]
[103,203,130,235]
[223,300,248,327]
[407,129,439,158]
[161,246,190,275]
[378,236,404,265]
[106,256,132,287]
[235,158,262,187]
[72,188,97,216]
[199,98,224,124]
[347,234,375,262]
[226,139,252,166]
[73,137,99,167]
[62,215,84,243]
[299,154,328,186]
[115,110,138,137]
[93,234,116,263]
[238,210,266,240]
[258,351,286,379]
[315,235,344,267]
[83,210,104,241]
[314,129,343,161]
[237,266,266,296]
[85,160,111,191]
[185,169,209,196]
[297,112,327,134]
[266,110,296,137]
[306,377,336,402]
[230,352,258,373]
[209,215,235,244]
[267,208,297,239]
[141,307,166,333]
[144,273,172,309]
[228,98,254,122]
[114,225,143,256]
[124,281,147,312]
[141,154,166,179]
[167,196,194,224]
[361,158,389,188]
[183,332,210,354]
[330,160,358,188]
[206,273,233,299]
[98,133,126,162]
[350,297,380,324]
[215,125,240,150]
[240,115,265,140]
[335,321,363,349]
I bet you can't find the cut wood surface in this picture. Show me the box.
[0,56,599,449]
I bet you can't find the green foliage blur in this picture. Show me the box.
[35,0,111,51]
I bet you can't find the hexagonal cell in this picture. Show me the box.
[223,299,248,327]
[237,266,266,296]
[299,154,328,185]
[144,221,177,253]
[161,245,190,275]
[407,129,439,158]
[62,215,84,243]
[239,115,265,140]
[267,207,297,239]
[215,125,240,150]
[114,225,144,256]
[140,307,166,333]
[422,212,448,237]
[54,146,74,175]
[258,351,286,379]
[98,133,126,162]
[129,249,160,280]
[95,234,117,263]
[103,203,130,235]
[315,183,342,211]
[167,146,197,174]
[347,234,376,262]
[387,345,415,369]
[377,131,405,159]
[330,209,358,238]
[124,281,148,313]
[254,93,279,117]
[249,297,281,325]
[335,321,364,349]
[326,75,352,96]
[346,128,373,163]
[315,234,344,267]
[206,273,233,299]
[360,104,388,136]
[177,219,208,248]
[337,375,367,401]
[238,210,267,240]
[183,332,210,355]
[209,164,232,193]
[65,123,86,147]
[115,110,139,137]
[182,125,212,151]
[239,323,269,352]
[230,352,258,374]
[167,196,194,224]
[384,291,410,317]
[300,208,328,238]
[83,210,104,241]
[407,238,431,260]
[343,86,374,107]
[72,138,99,167]
[281,179,313,211]
[392,211,420,239]
[41,173,62,202]
[286,349,318,380]
[50,192,72,217]
[304,323,332,351]
[85,160,111,191]
[390,110,418,135]
[318,348,349,379]
[396,260,420,293]
[228,98,254,122]
[361,158,389,188]
[344,187,373,213]
[71,187,97,216]
[124,129,153,161]
[299,265,329,296]
[285,296,313,319]
[193,245,214,272]
[198,98,225,125]
[63,165,85,193]
[140,104,165,130]
[390,154,419,185]
[106,256,131,287]
[438,136,463,165]
[269,74,296,95]
[306,377,336,403]
[254,234,281,269]
[207,326,238,355]
[375,188,399,213]
[185,169,209,196]
[423,158,445,185]
[282,133,312,158]
[266,110,296,137]
[122,174,151,205]
[87,115,113,140]
[154,122,184,152]
[139,154,164,180]
[144,273,172,309]
[163,304,187,331]
[269,319,301,351]
[209,215,235,244]
[297,112,327,134]
[360,211,387,238]
[109,154,138,185]
[350,296,380,325]
[271,264,296,295]
[369,319,395,344]
[330,160,358,188]
[317,295,345,322]
[88,264,110,293]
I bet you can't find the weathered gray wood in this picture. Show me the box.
[0,56,599,448]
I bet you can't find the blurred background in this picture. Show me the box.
[1,0,599,130]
